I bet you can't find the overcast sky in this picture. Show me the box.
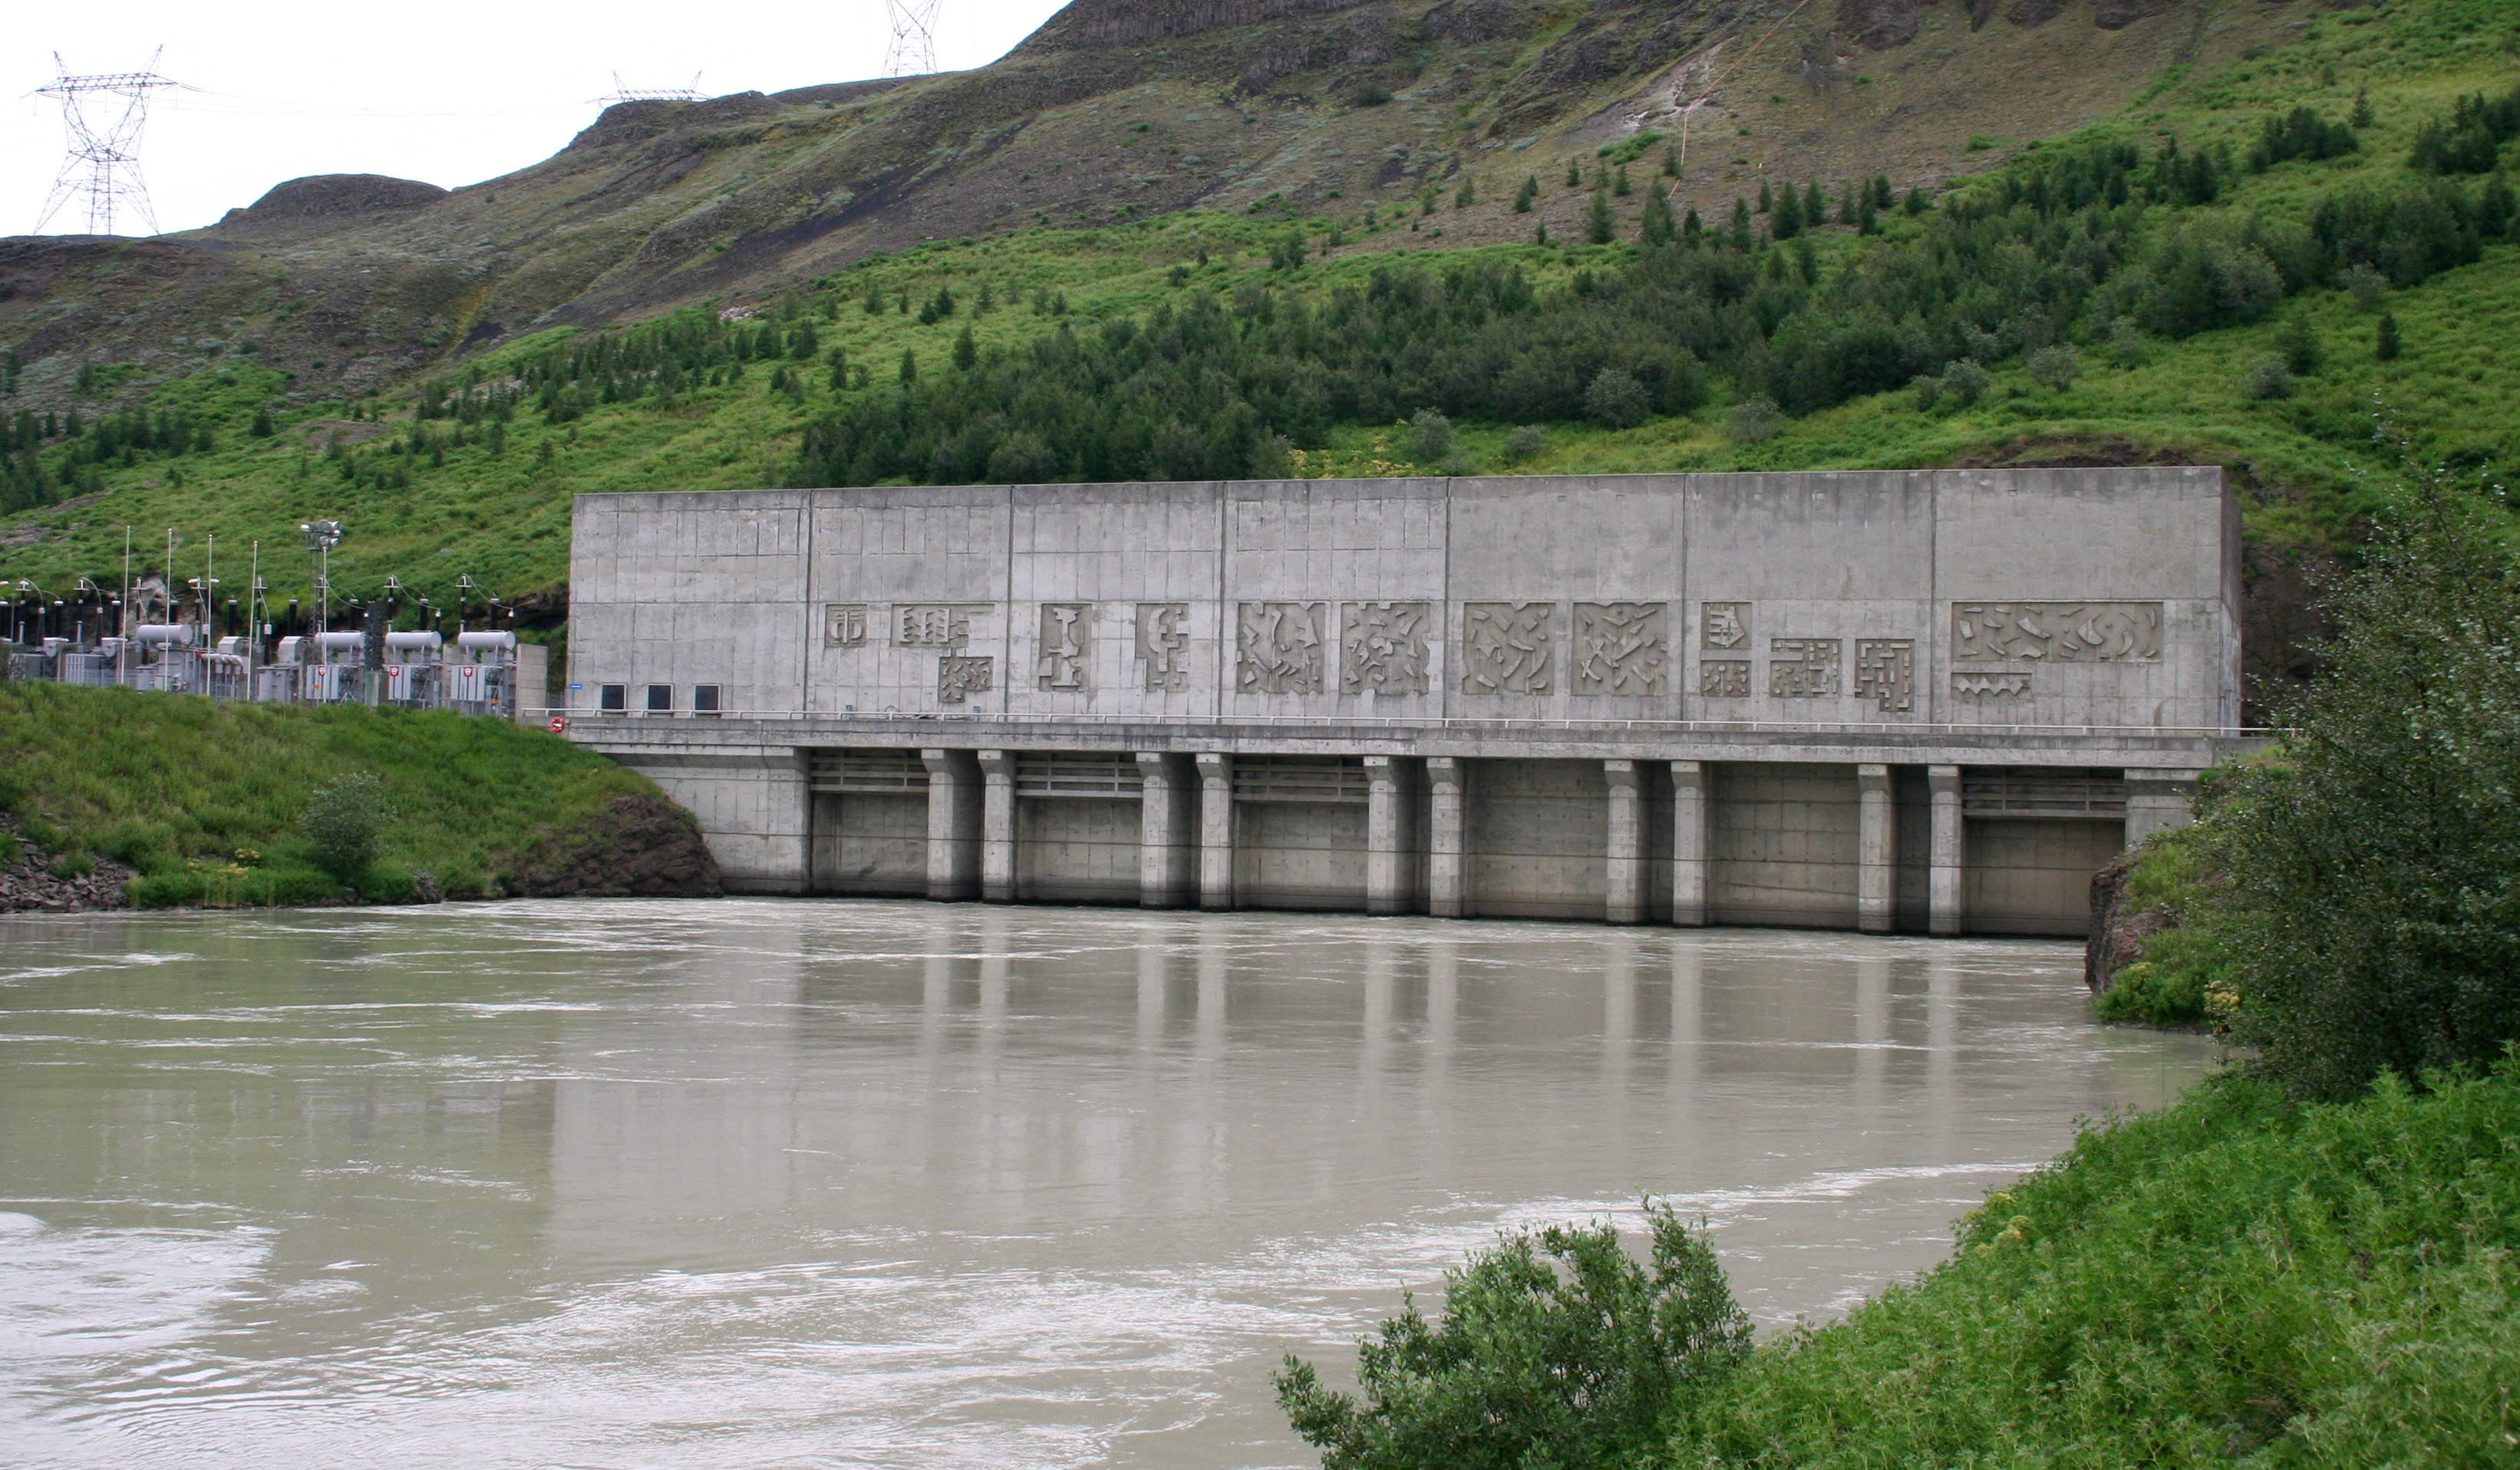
[5,0,1067,237]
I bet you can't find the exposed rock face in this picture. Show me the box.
[511,794,724,898]
[0,813,132,914]
[2085,855,2173,992]
[1839,0,1938,51]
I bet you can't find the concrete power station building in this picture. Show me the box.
[565,467,2251,936]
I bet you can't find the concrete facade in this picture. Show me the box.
[568,470,2255,935]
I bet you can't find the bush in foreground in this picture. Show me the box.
[1276,1200,1750,1470]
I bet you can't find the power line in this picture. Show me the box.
[884,0,942,77]
[593,72,706,105]
[32,48,186,236]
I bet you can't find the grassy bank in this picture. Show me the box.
[0,681,661,905]
[1659,1060,2520,1466]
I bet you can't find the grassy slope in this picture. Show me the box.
[0,681,658,904]
[1663,1060,2520,1466]
[0,2,2512,611]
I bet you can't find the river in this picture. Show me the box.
[0,899,2213,1468]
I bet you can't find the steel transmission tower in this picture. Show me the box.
[883,0,942,77]
[33,49,183,236]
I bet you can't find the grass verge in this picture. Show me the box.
[0,681,659,905]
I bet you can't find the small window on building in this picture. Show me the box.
[645,684,674,714]
[599,684,627,712]
[693,684,721,717]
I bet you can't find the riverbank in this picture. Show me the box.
[0,682,718,908]
[1652,1060,2520,1465]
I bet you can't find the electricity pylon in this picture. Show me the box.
[596,71,704,104]
[33,49,183,237]
[883,0,942,77]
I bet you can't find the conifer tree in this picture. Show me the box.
[1773,183,1803,239]
[1729,198,1753,251]
[863,281,885,315]
[1757,180,1773,213]
[1513,176,1539,213]
[1614,164,1631,197]
[2377,311,2402,361]
[1455,175,1476,209]
[1803,180,1825,225]
[953,325,978,371]
[1565,158,1581,187]
[1586,188,1616,245]
[1640,183,1675,246]
[900,348,919,384]
[1662,142,1681,178]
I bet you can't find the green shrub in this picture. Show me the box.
[1405,407,1456,463]
[2191,446,2520,1101]
[1278,1200,1750,1470]
[1664,1062,2520,1465]
[1723,395,1780,443]
[1583,370,1651,429]
[2092,925,2233,1026]
[1502,425,1545,463]
[302,771,394,878]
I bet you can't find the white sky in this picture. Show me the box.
[5,0,1067,237]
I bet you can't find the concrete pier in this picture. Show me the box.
[569,470,2254,935]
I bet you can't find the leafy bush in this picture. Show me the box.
[2189,445,2520,1100]
[1405,407,1456,463]
[2091,924,2233,1027]
[1583,370,1651,429]
[2025,344,2078,392]
[2245,357,2294,399]
[302,771,394,877]
[1724,396,1780,443]
[1502,425,1545,463]
[1277,1200,1750,1470]
[1938,358,1990,406]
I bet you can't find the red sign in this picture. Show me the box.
[547,716,569,734]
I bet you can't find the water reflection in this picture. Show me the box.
[0,900,2212,1469]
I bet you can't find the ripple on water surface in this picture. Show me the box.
[0,898,2213,1468]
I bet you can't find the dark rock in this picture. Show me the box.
[0,812,134,915]
[2004,0,2066,25]
[2085,855,2173,992]
[510,794,724,898]
[2092,0,2176,27]
[1837,0,1936,50]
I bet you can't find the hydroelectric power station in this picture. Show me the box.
[563,467,2252,935]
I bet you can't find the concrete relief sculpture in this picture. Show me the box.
[1768,638,1842,697]
[1136,603,1192,692]
[938,655,994,704]
[1952,672,2033,698]
[1036,604,1090,691]
[1700,660,1752,697]
[1460,602,1553,695]
[1574,602,1667,696]
[1237,602,1326,694]
[1951,602,2162,662]
[1700,602,1751,651]
[823,604,869,648]
[1341,602,1432,694]
[896,605,973,648]
[1852,638,1916,714]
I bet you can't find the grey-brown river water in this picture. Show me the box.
[0,899,2215,1468]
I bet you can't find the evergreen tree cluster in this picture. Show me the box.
[2,406,213,513]
[2246,107,2360,172]
[788,127,2519,486]
[2406,81,2520,176]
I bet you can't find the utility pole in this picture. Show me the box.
[31,49,184,236]
[883,0,942,77]
[302,519,341,635]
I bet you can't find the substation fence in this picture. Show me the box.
[6,627,533,721]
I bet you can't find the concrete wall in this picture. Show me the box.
[569,468,2239,732]
[569,470,2254,936]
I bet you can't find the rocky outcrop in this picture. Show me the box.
[226,173,450,223]
[0,812,131,914]
[510,794,724,898]
[2085,854,2172,992]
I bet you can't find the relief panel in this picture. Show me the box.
[1341,602,1432,694]
[1136,603,1192,693]
[938,655,994,704]
[1852,638,1916,714]
[1237,602,1326,694]
[1952,672,2033,699]
[1573,602,1668,696]
[823,603,869,648]
[1700,602,1751,651]
[896,604,974,649]
[1700,660,1752,698]
[1951,602,2162,662]
[1460,602,1554,695]
[1036,603,1090,691]
[1768,638,1842,698]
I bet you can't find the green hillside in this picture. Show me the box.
[0,0,2513,672]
